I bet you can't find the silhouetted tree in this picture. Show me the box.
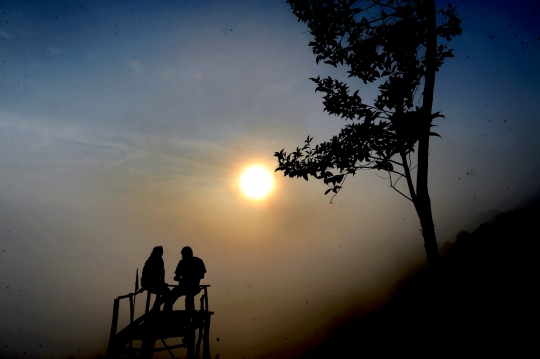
[275,0,461,267]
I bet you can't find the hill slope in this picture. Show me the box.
[264,200,539,358]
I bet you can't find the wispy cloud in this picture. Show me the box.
[0,30,12,39]
[46,46,61,54]
[128,60,143,74]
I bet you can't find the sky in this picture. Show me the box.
[0,0,539,358]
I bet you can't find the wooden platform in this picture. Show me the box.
[106,286,213,359]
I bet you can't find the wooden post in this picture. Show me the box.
[195,312,204,358]
[106,298,120,358]
[203,287,209,312]
[129,294,134,351]
[202,314,211,359]
[129,294,134,323]
[140,338,156,359]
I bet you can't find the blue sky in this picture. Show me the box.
[0,1,539,358]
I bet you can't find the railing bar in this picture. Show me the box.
[160,338,176,359]
[153,344,188,352]
[116,286,210,299]
[204,287,209,312]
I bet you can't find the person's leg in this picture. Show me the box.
[164,285,185,311]
[185,294,195,311]
[151,284,170,311]
[184,284,202,311]
[143,284,159,311]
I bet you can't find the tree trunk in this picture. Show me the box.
[416,0,439,268]
[415,196,439,268]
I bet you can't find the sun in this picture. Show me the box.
[240,165,274,199]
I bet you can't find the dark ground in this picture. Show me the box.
[263,199,539,358]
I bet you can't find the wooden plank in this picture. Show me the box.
[154,343,188,352]
[123,343,187,353]
[160,338,177,359]
[117,292,134,300]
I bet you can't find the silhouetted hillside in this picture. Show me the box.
[436,201,537,356]
[264,200,539,358]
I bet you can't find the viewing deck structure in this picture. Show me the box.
[106,285,213,359]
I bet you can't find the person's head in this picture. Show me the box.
[151,246,163,257]
[181,246,193,259]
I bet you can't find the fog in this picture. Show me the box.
[1,1,539,358]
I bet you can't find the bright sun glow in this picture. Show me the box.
[240,165,274,199]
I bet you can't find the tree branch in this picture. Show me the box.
[388,171,412,201]
[400,150,417,202]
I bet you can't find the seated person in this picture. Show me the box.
[141,246,170,311]
[165,246,206,311]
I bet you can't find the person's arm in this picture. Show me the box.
[159,259,165,283]
[198,259,206,280]
[173,261,182,282]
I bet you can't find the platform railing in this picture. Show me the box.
[106,284,212,359]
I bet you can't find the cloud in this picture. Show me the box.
[0,30,12,39]
[46,46,61,54]
[128,60,143,74]
[193,70,203,80]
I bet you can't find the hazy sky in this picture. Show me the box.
[0,1,539,358]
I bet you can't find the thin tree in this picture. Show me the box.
[275,0,461,268]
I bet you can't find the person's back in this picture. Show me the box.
[174,255,206,285]
[141,247,165,289]
[141,246,170,311]
[166,246,206,311]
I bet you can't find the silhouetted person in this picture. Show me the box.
[165,246,206,311]
[141,246,170,311]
